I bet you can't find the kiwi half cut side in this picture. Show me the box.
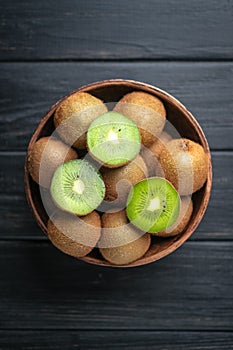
[126,177,180,233]
[87,111,141,168]
[51,159,105,216]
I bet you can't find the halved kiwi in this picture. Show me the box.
[98,210,151,265]
[27,137,78,188]
[50,159,105,215]
[114,91,166,148]
[87,111,141,167]
[54,92,108,149]
[47,210,101,258]
[126,177,180,233]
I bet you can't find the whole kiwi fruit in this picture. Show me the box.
[27,137,78,188]
[141,131,172,176]
[158,138,208,195]
[114,91,166,148]
[54,92,108,149]
[99,210,151,265]
[101,154,148,205]
[154,196,193,237]
[47,210,101,258]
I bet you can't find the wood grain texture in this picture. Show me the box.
[0,331,233,350]
[0,0,233,60]
[0,152,232,240]
[0,241,232,330]
[0,62,232,151]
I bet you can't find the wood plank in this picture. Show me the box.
[0,152,232,240]
[0,331,233,350]
[0,62,232,151]
[0,0,233,60]
[0,241,232,330]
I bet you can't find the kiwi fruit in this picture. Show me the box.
[158,138,208,195]
[87,111,141,168]
[126,177,180,233]
[50,159,105,215]
[54,92,108,149]
[99,210,151,265]
[27,136,78,188]
[154,196,193,237]
[141,131,172,176]
[100,154,148,206]
[114,91,166,148]
[47,211,101,258]
[148,131,172,159]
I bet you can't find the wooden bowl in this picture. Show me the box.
[24,79,212,268]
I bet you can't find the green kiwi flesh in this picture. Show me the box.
[50,159,105,215]
[126,177,180,233]
[87,111,141,167]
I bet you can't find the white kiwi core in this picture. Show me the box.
[147,197,161,212]
[72,179,85,194]
[107,130,119,144]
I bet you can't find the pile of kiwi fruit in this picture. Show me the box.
[27,90,208,266]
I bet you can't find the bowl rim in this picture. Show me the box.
[24,78,212,268]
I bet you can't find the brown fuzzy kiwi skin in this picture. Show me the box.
[114,91,166,148]
[154,196,193,237]
[27,137,78,188]
[47,211,101,258]
[100,154,148,205]
[141,131,172,176]
[99,210,151,266]
[158,138,208,195]
[148,131,172,159]
[54,92,108,149]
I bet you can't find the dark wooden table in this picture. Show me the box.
[0,1,233,349]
